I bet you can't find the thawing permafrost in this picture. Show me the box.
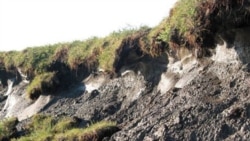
[4,95,18,117]
[3,91,16,112]
[85,84,96,93]
[2,78,53,120]
[3,91,52,121]
[157,53,199,94]
[3,90,29,119]
[17,67,30,83]
[4,79,14,96]
[121,70,134,76]
[84,72,107,93]
[3,79,15,113]
[157,41,244,94]
[18,95,53,120]
[157,72,179,94]
[175,70,198,89]
[212,41,239,63]
[132,87,145,101]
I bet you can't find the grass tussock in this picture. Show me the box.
[97,28,140,71]
[67,38,101,70]
[15,46,57,74]
[158,0,205,58]
[26,72,58,100]
[159,0,198,43]
[0,51,19,71]
[0,117,18,140]
[54,121,118,141]
[13,114,118,141]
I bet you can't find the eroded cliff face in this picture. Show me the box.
[1,1,250,140]
[1,27,250,140]
[106,28,250,140]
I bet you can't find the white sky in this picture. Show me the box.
[0,0,177,51]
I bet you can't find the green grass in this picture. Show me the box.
[158,0,250,51]
[0,26,152,74]
[99,26,154,70]
[26,72,57,100]
[54,121,117,141]
[97,28,138,71]
[67,37,102,70]
[0,117,18,140]
[53,117,77,133]
[0,26,154,99]
[1,51,19,71]
[0,0,187,78]
[13,114,117,141]
[14,45,57,75]
[59,27,151,71]
[1,0,247,82]
[159,0,199,43]
[0,25,156,101]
